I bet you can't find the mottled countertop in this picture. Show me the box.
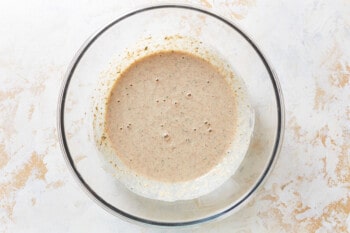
[0,0,349,232]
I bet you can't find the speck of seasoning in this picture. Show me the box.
[187,93,192,97]
[117,100,120,103]
[130,84,133,87]
[207,80,210,84]
[160,124,164,127]
[193,128,197,131]
[182,56,185,59]
[156,100,159,103]
[144,46,148,50]
[126,93,129,96]
[163,133,170,141]
[163,99,166,102]
[208,128,212,133]
[119,127,123,130]
[156,78,159,82]
[174,101,178,105]
[204,121,208,124]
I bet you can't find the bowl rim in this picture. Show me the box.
[57,3,285,227]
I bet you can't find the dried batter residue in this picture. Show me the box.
[0,144,9,170]
[74,155,87,164]
[11,152,47,189]
[314,86,327,111]
[0,88,23,100]
[329,62,350,88]
[224,0,255,20]
[288,116,306,142]
[31,198,36,206]
[335,142,350,183]
[27,104,35,120]
[46,180,64,189]
[200,0,212,8]
[311,125,336,148]
[0,152,47,222]
[306,197,350,232]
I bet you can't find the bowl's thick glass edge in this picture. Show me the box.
[57,3,285,227]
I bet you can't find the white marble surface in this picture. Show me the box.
[0,0,349,232]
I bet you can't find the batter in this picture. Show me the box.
[105,50,237,183]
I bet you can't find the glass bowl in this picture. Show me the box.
[58,4,284,227]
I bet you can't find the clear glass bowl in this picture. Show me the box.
[58,4,284,227]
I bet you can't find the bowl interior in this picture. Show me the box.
[59,5,283,225]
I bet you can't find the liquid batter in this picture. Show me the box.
[105,50,237,183]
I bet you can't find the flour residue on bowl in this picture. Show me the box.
[93,36,254,201]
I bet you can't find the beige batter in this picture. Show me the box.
[105,50,238,183]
